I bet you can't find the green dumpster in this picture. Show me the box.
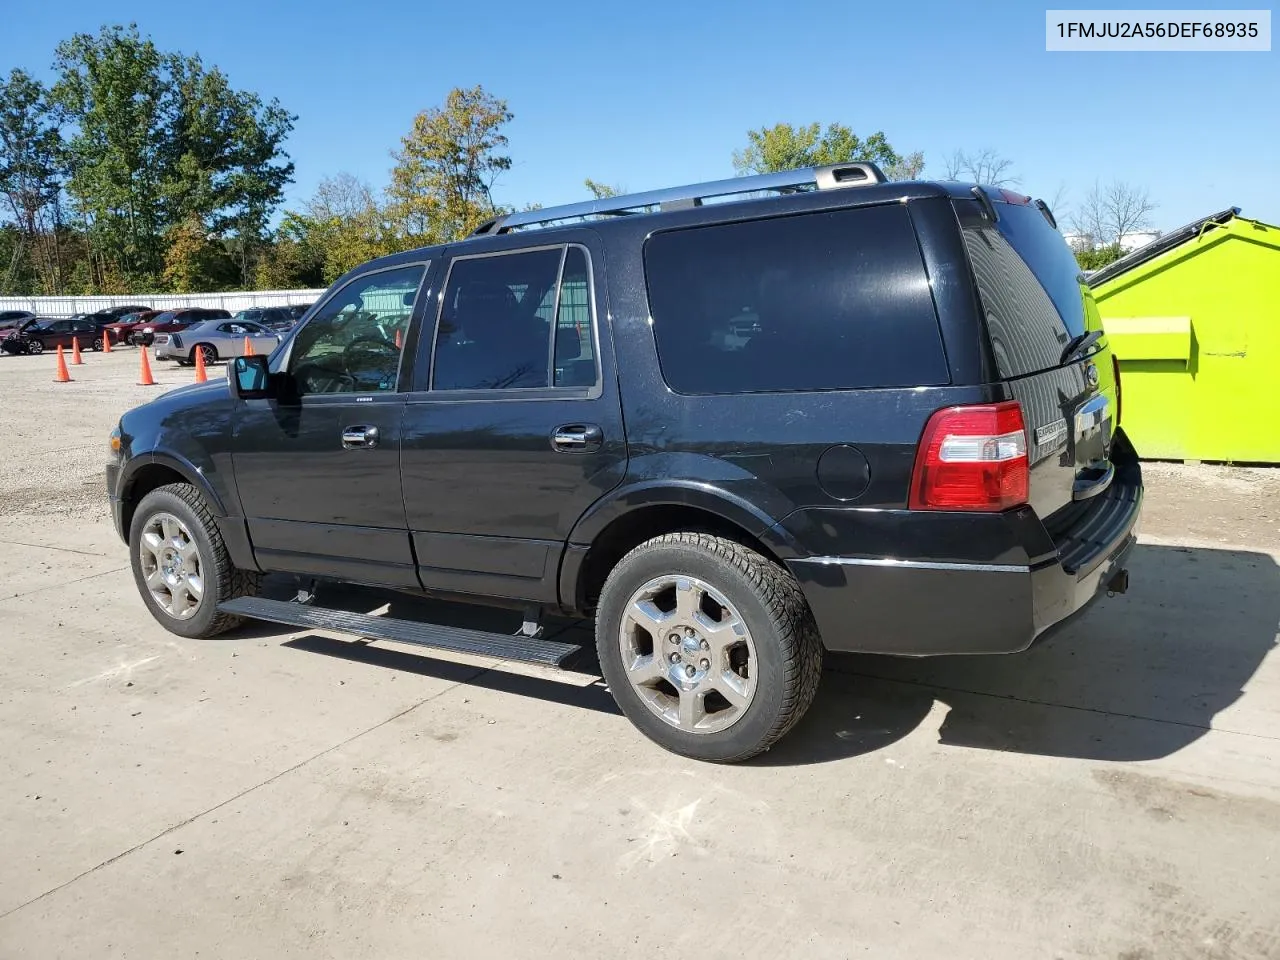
[1088,208,1280,462]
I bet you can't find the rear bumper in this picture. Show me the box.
[783,458,1143,656]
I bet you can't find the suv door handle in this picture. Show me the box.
[551,423,603,453]
[342,425,380,449]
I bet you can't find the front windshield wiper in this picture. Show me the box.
[1060,329,1103,366]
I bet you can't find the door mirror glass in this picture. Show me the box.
[230,355,273,399]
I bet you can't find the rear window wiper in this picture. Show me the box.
[1060,329,1103,365]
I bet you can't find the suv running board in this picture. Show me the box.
[216,597,582,667]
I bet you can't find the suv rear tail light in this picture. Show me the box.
[909,401,1029,511]
[1113,355,1122,425]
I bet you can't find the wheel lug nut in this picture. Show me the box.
[668,633,681,645]
[700,659,709,670]
[669,652,680,664]
[684,627,695,638]
[685,665,695,678]
[700,639,709,651]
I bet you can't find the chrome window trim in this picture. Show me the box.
[421,241,603,400]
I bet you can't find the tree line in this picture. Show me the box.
[1,24,1155,296]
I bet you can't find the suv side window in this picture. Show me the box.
[289,263,426,396]
[643,206,949,394]
[433,247,572,391]
[552,247,596,387]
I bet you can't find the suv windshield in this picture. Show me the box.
[958,199,1097,379]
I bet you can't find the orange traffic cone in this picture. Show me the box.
[102,330,112,353]
[71,336,83,365]
[53,345,73,383]
[193,346,208,383]
[395,328,403,349]
[243,336,254,356]
[138,348,157,386]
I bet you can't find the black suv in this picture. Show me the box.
[106,163,1141,762]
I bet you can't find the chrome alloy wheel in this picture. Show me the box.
[618,575,757,734]
[138,512,205,620]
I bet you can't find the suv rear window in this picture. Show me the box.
[958,199,1091,379]
[644,206,949,394]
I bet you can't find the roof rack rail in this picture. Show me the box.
[470,162,887,237]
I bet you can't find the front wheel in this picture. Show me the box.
[129,483,261,638]
[28,340,43,355]
[596,532,823,762]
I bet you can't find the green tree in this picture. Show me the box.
[255,211,325,289]
[1076,244,1125,271]
[52,24,170,287]
[584,178,624,199]
[161,216,238,291]
[732,122,902,175]
[162,54,296,286]
[0,69,66,293]
[388,85,513,243]
[51,23,294,292]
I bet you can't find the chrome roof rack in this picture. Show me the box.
[470,162,887,237]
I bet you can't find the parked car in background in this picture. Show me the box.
[231,307,295,333]
[286,303,313,321]
[0,316,101,355]
[154,319,281,365]
[0,311,37,344]
[100,310,162,348]
[130,308,231,346]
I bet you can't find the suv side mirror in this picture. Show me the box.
[229,355,274,399]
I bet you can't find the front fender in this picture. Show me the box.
[119,451,227,517]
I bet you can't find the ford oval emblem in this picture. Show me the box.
[1084,362,1100,389]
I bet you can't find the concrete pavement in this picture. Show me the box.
[0,511,1277,959]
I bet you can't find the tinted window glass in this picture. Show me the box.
[553,247,597,388]
[644,207,948,394]
[433,248,562,390]
[959,200,1091,378]
[289,264,425,395]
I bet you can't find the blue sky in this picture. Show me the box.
[5,0,1277,232]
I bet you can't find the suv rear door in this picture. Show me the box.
[956,195,1121,523]
[400,235,627,604]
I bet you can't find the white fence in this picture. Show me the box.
[0,288,328,318]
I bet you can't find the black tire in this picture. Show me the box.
[28,339,43,355]
[128,482,261,639]
[596,532,824,762]
[192,343,217,366]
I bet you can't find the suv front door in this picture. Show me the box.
[231,261,431,588]
[401,238,628,604]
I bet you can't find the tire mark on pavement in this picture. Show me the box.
[0,565,130,602]
[0,537,111,558]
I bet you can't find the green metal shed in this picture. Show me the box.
[1088,208,1280,463]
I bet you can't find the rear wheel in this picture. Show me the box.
[129,483,261,639]
[28,339,43,355]
[596,532,823,762]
